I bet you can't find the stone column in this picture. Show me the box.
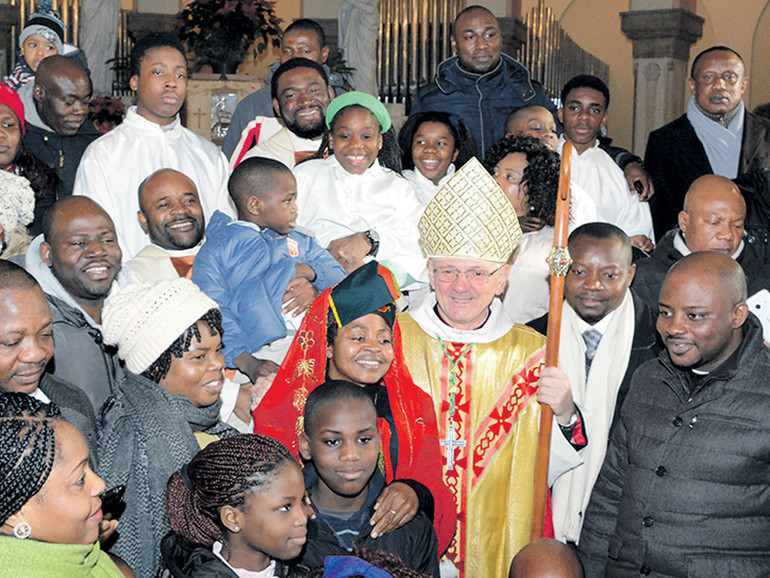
[620,0,703,155]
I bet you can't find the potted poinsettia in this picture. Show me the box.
[176,0,282,74]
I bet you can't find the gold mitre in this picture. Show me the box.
[419,157,522,264]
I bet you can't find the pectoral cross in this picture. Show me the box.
[440,427,466,471]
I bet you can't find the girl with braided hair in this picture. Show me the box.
[292,92,426,286]
[98,278,238,578]
[162,433,308,577]
[0,392,124,576]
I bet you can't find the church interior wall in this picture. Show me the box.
[123,0,770,153]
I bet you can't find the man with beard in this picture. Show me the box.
[22,196,124,413]
[223,19,346,164]
[241,58,333,169]
[126,168,206,283]
[579,252,770,577]
[529,223,660,545]
[127,167,275,432]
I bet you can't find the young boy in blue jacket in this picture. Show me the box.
[192,156,346,383]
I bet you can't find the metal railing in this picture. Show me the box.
[112,9,133,96]
[517,0,609,103]
[377,0,459,107]
[10,0,81,49]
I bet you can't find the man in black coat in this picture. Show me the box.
[633,174,770,311]
[19,56,99,211]
[579,252,770,577]
[529,223,659,544]
[645,46,770,240]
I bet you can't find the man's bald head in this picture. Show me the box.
[667,251,747,307]
[41,196,114,242]
[33,55,91,136]
[509,539,583,578]
[658,252,749,372]
[0,259,41,293]
[678,175,746,255]
[137,168,205,250]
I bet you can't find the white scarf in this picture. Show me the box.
[686,96,744,179]
[551,290,636,543]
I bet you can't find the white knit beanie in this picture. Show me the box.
[102,278,219,375]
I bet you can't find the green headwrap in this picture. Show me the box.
[325,91,392,133]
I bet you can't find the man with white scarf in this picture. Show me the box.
[646,46,770,240]
[529,222,660,544]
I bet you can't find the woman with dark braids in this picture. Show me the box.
[98,278,237,578]
[483,134,598,324]
[162,434,308,577]
[292,92,426,286]
[0,392,124,576]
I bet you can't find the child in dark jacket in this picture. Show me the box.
[192,156,346,383]
[162,433,309,577]
[298,380,440,577]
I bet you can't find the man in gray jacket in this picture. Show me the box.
[578,251,770,577]
[23,196,124,414]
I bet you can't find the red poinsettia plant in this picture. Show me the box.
[88,95,126,134]
[176,0,283,74]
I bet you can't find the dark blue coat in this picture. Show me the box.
[192,211,345,366]
[411,53,555,157]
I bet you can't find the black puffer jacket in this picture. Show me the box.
[578,315,770,577]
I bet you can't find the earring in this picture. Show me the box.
[13,521,31,539]
[233,526,240,532]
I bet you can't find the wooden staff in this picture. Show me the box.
[530,140,573,541]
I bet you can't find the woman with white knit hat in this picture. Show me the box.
[97,277,236,578]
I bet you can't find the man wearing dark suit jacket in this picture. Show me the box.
[645,46,770,242]
[528,223,660,545]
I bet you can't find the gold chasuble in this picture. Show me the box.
[399,309,547,578]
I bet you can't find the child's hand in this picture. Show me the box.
[295,263,317,282]
[283,277,318,317]
[370,481,418,538]
[327,233,370,273]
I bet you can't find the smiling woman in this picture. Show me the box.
[98,278,236,577]
[0,393,123,577]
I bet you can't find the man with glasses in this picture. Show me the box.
[398,159,584,578]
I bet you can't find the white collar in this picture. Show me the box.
[125,106,181,132]
[212,542,277,578]
[409,292,514,344]
[287,128,322,152]
[558,135,599,156]
[152,243,201,258]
